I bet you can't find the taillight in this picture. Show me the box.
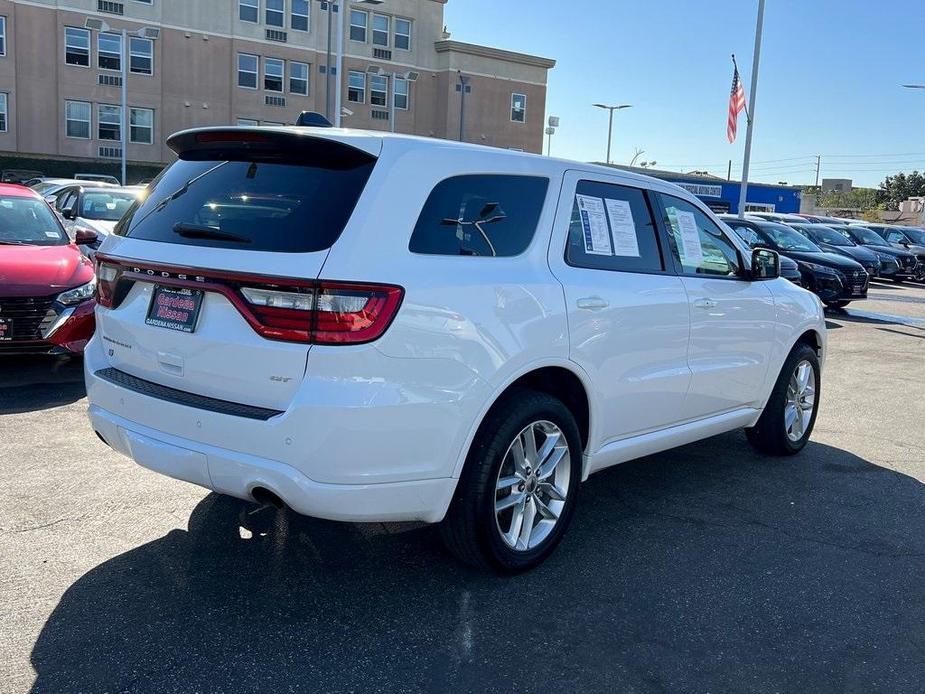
[90,256,403,345]
[95,259,123,308]
[312,282,404,345]
[238,281,403,345]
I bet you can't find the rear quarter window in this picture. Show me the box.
[409,175,549,257]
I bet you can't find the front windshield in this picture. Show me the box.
[79,191,138,221]
[0,194,68,245]
[807,225,853,246]
[850,226,889,246]
[760,223,821,252]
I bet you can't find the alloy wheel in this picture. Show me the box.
[784,360,816,442]
[494,420,571,551]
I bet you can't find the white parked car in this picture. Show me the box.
[57,186,141,257]
[85,128,826,571]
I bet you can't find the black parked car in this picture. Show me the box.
[787,223,882,279]
[841,225,919,283]
[720,215,868,308]
[863,224,925,281]
[778,254,804,286]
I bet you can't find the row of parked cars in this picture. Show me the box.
[0,177,143,353]
[719,212,925,308]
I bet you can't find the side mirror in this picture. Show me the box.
[74,227,98,245]
[62,205,76,220]
[751,247,780,280]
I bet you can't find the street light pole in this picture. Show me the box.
[593,103,632,165]
[325,2,333,121]
[85,19,158,185]
[121,27,128,185]
[333,0,384,128]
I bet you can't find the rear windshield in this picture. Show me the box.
[80,190,139,221]
[0,194,69,246]
[115,148,376,252]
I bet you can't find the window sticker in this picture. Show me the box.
[670,208,704,266]
[604,199,641,257]
[576,194,613,256]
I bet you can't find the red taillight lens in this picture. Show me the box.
[238,281,403,345]
[312,282,404,345]
[94,259,123,308]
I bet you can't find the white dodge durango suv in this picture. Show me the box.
[86,127,826,571]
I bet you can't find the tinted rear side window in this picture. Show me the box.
[409,175,549,257]
[116,147,375,253]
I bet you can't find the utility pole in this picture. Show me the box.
[814,155,821,186]
[737,0,766,218]
[324,2,334,121]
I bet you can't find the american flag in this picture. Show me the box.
[728,66,746,143]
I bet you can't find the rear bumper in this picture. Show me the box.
[89,403,457,523]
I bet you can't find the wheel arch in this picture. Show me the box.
[450,361,594,481]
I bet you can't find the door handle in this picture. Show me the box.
[576,297,609,311]
[693,298,718,310]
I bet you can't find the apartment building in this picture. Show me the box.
[0,0,555,177]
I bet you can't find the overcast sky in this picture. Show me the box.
[444,0,925,187]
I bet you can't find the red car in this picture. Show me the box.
[0,183,96,354]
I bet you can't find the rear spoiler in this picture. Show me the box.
[165,127,381,166]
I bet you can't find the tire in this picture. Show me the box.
[440,388,582,572]
[746,343,820,456]
[824,300,850,309]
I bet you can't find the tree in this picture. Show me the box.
[876,171,925,210]
[802,186,879,211]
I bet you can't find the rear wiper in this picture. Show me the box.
[173,223,251,244]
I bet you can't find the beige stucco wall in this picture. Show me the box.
[0,0,553,166]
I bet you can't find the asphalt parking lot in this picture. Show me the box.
[1,281,924,694]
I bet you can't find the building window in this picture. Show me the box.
[370,74,388,107]
[237,118,259,126]
[291,0,309,31]
[394,18,411,50]
[0,93,7,133]
[98,32,122,71]
[129,37,153,75]
[237,53,258,89]
[98,104,122,141]
[130,107,153,144]
[349,10,367,42]
[372,14,389,47]
[266,0,284,28]
[239,0,258,23]
[511,93,526,123]
[0,16,6,57]
[289,61,309,95]
[347,70,365,103]
[65,27,90,67]
[262,120,284,126]
[394,77,409,110]
[264,58,284,92]
[65,100,91,139]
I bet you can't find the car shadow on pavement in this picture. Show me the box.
[29,432,925,693]
[0,356,85,414]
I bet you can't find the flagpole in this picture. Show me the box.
[737,0,765,219]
